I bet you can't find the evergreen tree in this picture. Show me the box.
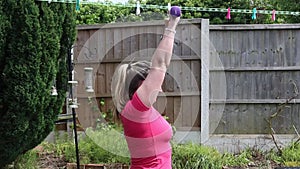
[0,0,76,167]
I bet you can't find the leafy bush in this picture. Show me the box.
[10,150,39,169]
[75,0,300,25]
[76,3,133,25]
[172,142,223,169]
[41,127,131,165]
[0,1,76,166]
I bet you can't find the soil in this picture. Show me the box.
[34,145,67,169]
[37,152,67,169]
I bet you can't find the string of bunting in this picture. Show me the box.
[36,0,300,16]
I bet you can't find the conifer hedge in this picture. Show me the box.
[0,0,76,166]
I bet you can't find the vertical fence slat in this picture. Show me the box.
[166,97,174,124]
[122,28,131,59]
[114,27,122,59]
[105,63,114,94]
[174,97,182,128]
[138,26,148,58]
[96,65,105,95]
[105,29,113,59]
[182,96,192,127]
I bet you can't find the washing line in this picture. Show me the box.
[36,0,300,16]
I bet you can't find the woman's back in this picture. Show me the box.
[121,93,172,168]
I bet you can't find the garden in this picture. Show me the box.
[1,0,300,169]
[10,124,300,169]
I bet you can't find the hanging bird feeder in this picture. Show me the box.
[84,67,94,93]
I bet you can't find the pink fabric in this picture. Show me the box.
[132,92,149,112]
[121,101,161,124]
[226,7,231,20]
[121,93,172,169]
[130,150,172,169]
[272,10,276,21]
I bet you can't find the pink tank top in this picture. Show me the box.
[121,93,172,169]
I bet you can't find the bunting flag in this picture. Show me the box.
[34,0,300,16]
[272,10,276,21]
[252,8,257,20]
[226,7,231,20]
[76,0,80,11]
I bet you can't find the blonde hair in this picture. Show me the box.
[111,61,151,114]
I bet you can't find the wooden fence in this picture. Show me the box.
[66,20,300,147]
[209,24,300,135]
[72,19,209,139]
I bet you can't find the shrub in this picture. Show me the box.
[172,142,224,169]
[11,150,39,169]
[0,1,76,166]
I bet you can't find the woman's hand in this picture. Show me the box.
[165,6,181,30]
[165,16,180,30]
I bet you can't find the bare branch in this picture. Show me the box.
[265,80,299,154]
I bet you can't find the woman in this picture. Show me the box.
[111,11,180,169]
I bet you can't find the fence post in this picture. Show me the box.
[200,19,210,144]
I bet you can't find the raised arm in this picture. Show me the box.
[137,15,180,108]
[151,16,180,70]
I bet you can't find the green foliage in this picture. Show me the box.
[76,0,300,24]
[0,1,76,166]
[14,129,300,168]
[76,2,133,25]
[267,142,300,167]
[144,0,274,24]
[41,136,78,163]
[172,142,224,168]
[79,134,129,164]
[85,126,130,162]
[0,1,9,83]
[222,149,252,167]
[270,0,300,23]
[144,0,204,20]
[9,150,39,169]
[41,127,130,165]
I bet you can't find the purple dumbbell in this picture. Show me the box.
[170,6,181,17]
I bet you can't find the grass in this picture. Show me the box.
[7,150,39,169]
[268,141,300,167]
[12,126,300,169]
[172,142,224,169]
[40,129,130,165]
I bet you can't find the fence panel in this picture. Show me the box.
[210,25,300,134]
[73,19,204,131]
